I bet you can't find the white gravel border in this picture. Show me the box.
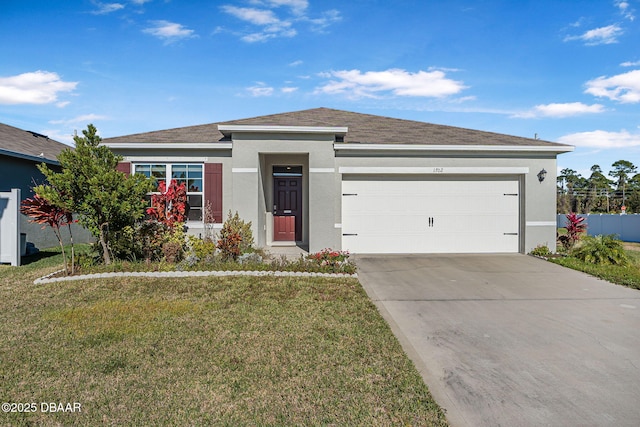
[34,269,357,284]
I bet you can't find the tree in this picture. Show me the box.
[586,165,614,212]
[557,168,582,213]
[609,160,637,208]
[37,124,153,264]
[627,174,640,213]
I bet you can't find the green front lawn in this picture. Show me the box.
[0,248,447,426]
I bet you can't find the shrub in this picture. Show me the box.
[162,241,183,263]
[217,211,253,261]
[572,235,629,266]
[572,234,628,266]
[559,213,586,251]
[224,211,254,253]
[187,235,217,260]
[308,249,351,269]
[217,230,243,261]
[529,245,551,257]
[146,180,188,228]
[109,221,168,262]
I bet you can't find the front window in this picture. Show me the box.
[135,163,203,221]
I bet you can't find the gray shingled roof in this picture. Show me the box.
[103,107,568,147]
[0,122,70,162]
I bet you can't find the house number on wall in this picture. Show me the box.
[433,167,444,173]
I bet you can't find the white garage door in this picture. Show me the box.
[341,176,520,254]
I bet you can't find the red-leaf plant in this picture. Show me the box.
[564,212,587,250]
[146,180,187,228]
[20,194,77,275]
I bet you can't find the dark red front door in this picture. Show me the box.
[273,177,302,241]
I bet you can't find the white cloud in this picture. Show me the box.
[0,71,78,105]
[143,20,197,44]
[222,6,281,25]
[91,2,125,14]
[621,60,640,67]
[49,114,109,126]
[615,0,635,20]
[246,83,274,96]
[564,24,623,45]
[514,102,606,118]
[585,69,640,103]
[289,60,303,67]
[315,68,467,99]
[222,5,296,41]
[221,1,339,42]
[558,129,640,148]
[40,129,75,146]
[281,86,298,93]
[306,9,341,32]
[262,0,309,15]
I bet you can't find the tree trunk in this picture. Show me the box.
[67,224,75,275]
[54,227,68,275]
[99,223,111,265]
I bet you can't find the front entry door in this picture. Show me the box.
[273,176,302,241]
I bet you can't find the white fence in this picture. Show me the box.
[0,189,21,266]
[557,213,640,243]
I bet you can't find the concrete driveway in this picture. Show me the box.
[356,254,640,427]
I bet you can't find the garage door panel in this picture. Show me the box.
[342,177,520,254]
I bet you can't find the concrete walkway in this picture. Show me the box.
[356,254,640,427]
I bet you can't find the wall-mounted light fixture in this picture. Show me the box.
[537,168,547,183]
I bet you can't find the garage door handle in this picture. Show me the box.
[503,232,518,235]
[503,193,518,196]
[342,233,358,236]
[342,193,358,196]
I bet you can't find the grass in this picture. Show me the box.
[548,239,640,290]
[0,247,447,426]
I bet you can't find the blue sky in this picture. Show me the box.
[1,0,639,179]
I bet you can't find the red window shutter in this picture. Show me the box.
[205,163,223,223]
[116,162,131,176]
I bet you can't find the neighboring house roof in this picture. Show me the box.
[0,122,70,164]
[103,107,568,148]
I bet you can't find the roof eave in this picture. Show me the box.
[218,124,348,137]
[0,148,60,165]
[102,142,233,149]
[333,143,575,153]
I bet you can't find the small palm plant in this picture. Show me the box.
[21,193,76,274]
[559,212,587,251]
[572,234,628,266]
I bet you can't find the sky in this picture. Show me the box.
[1,0,639,179]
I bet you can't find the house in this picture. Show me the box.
[0,123,93,251]
[103,107,573,254]
[0,123,65,198]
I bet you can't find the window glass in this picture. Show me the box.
[172,164,203,192]
[187,194,202,221]
[172,165,187,181]
[135,164,166,190]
